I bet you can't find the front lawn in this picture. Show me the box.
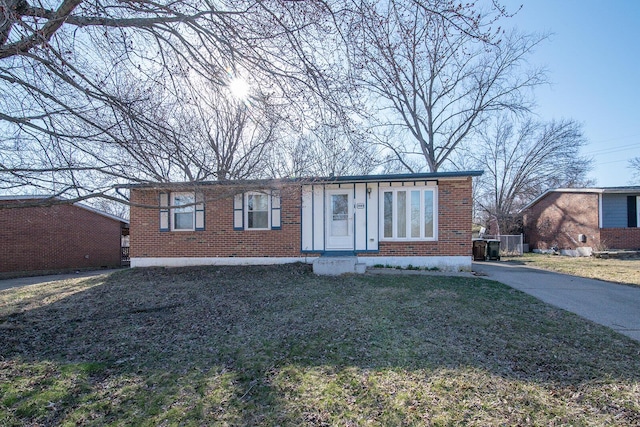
[503,253,640,287]
[1,265,639,426]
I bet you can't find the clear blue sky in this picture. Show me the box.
[497,0,640,187]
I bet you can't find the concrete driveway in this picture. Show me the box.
[0,269,122,292]
[472,261,640,342]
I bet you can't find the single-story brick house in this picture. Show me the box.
[127,171,482,271]
[0,196,129,276]
[521,186,640,255]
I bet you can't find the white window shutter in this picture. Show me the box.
[271,190,281,229]
[233,193,244,230]
[159,192,170,231]
[195,192,205,231]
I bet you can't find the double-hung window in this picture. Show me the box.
[172,192,195,230]
[233,190,281,230]
[381,186,437,240]
[246,192,269,229]
[159,191,205,231]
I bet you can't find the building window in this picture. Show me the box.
[380,187,437,240]
[246,193,269,229]
[160,191,204,232]
[234,190,281,230]
[629,195,640,228]
[172,192,195,230]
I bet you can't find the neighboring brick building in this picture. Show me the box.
[127,171,481,271]
[0,196,129,276]
[522,187,640,254]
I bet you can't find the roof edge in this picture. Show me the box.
[119,170,484,189]
[521,186,640,212]
[0,195,129,224]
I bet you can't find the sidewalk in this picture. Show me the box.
[0,269,122,292]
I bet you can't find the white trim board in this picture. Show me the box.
[131,255,471,272]
[131,257,318,268]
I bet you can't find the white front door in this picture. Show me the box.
[326,189,354,250]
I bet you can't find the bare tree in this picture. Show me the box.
[348,0,546,172]
[472,116,593,233]
[0,0,349,204]
[267,112,378,178]
[122,76,281,182]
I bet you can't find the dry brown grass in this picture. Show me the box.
[1,265,639,426]
[503,253,640,286]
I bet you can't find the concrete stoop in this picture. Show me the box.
[313,256,367,275]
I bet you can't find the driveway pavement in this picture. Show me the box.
[0,269,122,292]
[472,261,640,342]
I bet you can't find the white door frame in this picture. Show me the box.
[325,188,354,250]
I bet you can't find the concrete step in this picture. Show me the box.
[313,256,363,275]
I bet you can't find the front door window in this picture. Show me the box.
[331,194,349,237]
[326,190,353,250]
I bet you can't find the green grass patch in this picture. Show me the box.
[0,264,639,425]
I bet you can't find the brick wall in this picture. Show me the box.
[522,192,601,250]
[0,201,124,273]
[600,228,640,250]
[130,186,305,258]
[131,178,474,260]
[371,178,473,257]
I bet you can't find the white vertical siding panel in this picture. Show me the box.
[301,185,313,251]
[354,183,367,251]
[312,185,325,251]
[367,183,379,251]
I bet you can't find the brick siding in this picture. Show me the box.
[0,201,124,274]
[373,178,473,257]
[131,186,305,259]
[600,228,640,250]
[130,178,473,260]
[522,192,601,250]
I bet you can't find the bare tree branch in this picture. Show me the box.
[471,115,594,233]
[348,0,546,172]
[1,0,354,204]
